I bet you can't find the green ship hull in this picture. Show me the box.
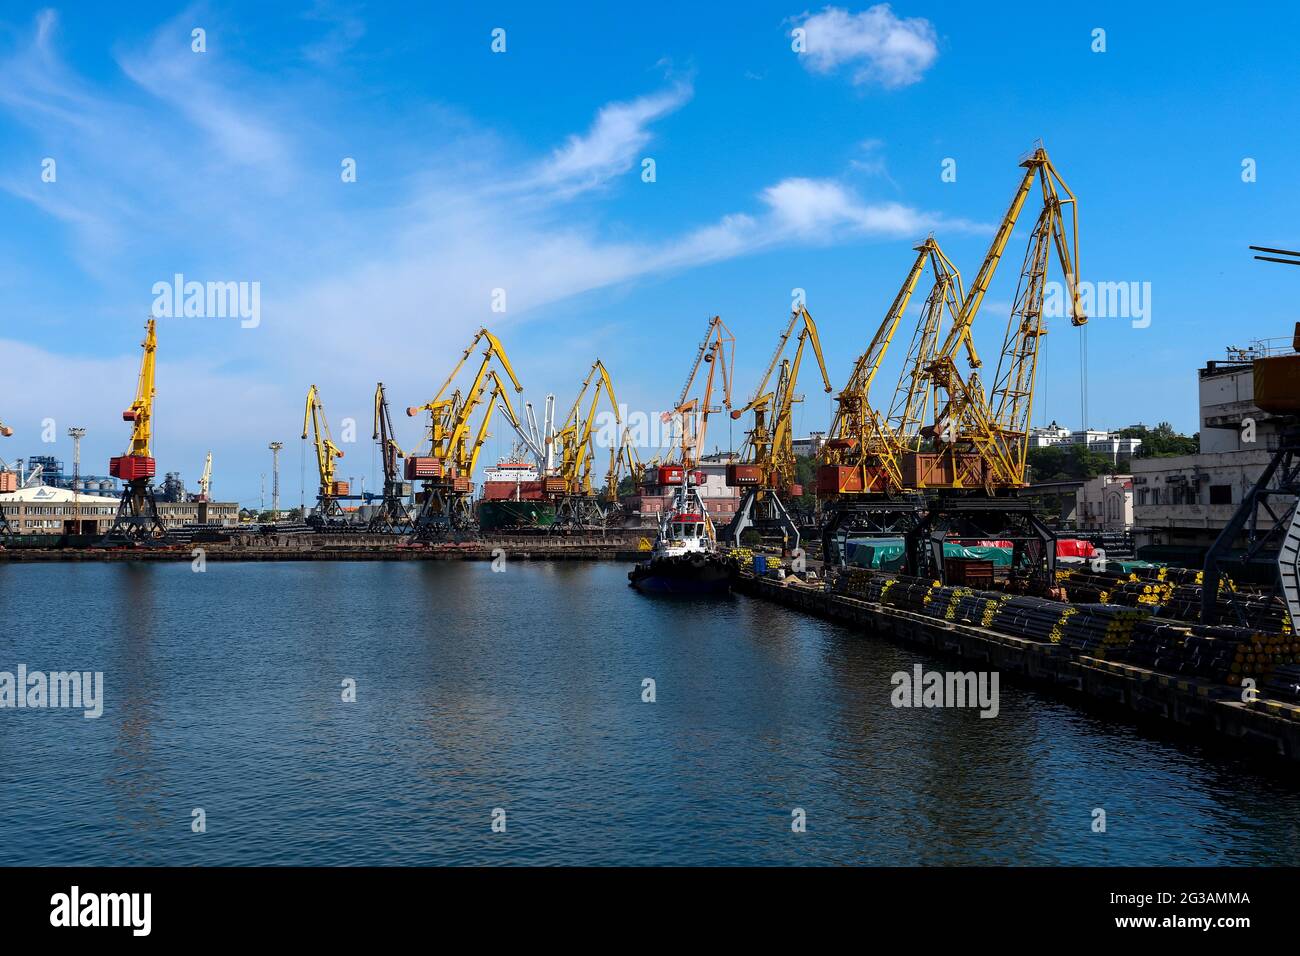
[478,499,557,532]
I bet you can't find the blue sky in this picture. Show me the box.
[2,1,1299,506]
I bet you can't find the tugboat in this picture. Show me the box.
[628,470,735,594]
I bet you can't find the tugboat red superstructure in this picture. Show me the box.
[629,314,738,594]
[628,469,735,594]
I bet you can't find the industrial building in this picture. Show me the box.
[1132,344,1297,556]
[619,453,741,527]
[0,483,239,535]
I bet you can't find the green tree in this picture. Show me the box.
[1120,422,1199,458]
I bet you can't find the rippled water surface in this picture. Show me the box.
[1,560,1298,865]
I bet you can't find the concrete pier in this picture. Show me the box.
[735,573,1300,765]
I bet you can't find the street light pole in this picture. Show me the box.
[67,427,86,536]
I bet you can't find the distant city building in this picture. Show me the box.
[1075,475,1134,531]
[792,432,826,458]
[1029,422,1142,461]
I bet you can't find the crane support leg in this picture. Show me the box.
[1201,427,1300,624]
[409,488,477,543]
[99,478,171,546]
[553,495,607,532]
[723,488,800,553]
[923,497,1056,594]
[820,497,925,571]
[368,494,414,534]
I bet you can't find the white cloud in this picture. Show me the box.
[760,177,983,238]
[0,11,977,503]
[532,81,692,195]
[794,4,939,88]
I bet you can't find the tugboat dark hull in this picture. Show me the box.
[628,553,735,594]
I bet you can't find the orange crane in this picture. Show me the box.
[671,315,734,470]
[102,319,170,545]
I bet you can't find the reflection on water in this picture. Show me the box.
[0,560,1298,865]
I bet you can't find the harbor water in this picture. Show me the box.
[1,560,1298,866]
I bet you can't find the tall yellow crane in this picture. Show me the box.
[605,422,643,502]
[550,359,620,528]
[912,146,1086,594]
[918,145,1085,492]
[818,238,962,496]
[814,239,963,565]
[102,318,170,544]
[722,304,831,550]
[369,382,412,533]
[302,384,348,526]
[405,327,523,540]
[196,452,213,501]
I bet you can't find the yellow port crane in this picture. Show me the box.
[196,452,212,501]
[469,369,528,476]
[550,358,620,529]
[369,382,412,533]
[919,145,1085,492]
[302,384,348,526]
[722,304,831,551]
[818,237,964,497]
[0,417,12,538]
[913,146,1086,594]
[405,327,523,540]
[814,239,963,564]
[102,318,170,544]
[605,421,643,503]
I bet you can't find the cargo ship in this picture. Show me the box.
[477,455,556,531]
[628,467,735,594]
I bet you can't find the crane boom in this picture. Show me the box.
[923,145,1085,490]
[122,319,158,457]
[197,451,212,500]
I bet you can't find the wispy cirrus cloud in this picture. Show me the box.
[793,4,940,88]
[0,8,977,501]
[528,80,693,196]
